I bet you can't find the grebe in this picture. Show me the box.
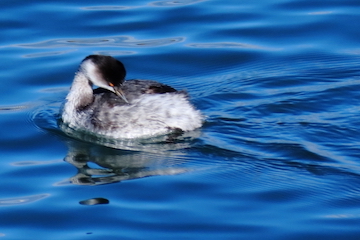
[60,55,204,139]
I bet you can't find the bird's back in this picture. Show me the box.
[85,79,203,139]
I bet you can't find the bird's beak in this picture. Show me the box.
[113,86,129,103]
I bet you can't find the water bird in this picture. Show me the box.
[60,55,203,139]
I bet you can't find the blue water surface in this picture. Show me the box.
[1,0,360,239]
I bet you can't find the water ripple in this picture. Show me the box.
[14,36,185,49]
[81,6,132,11]
[94,50,136,56]
[0,194,50,206]
[0,104,33,112]
[150,0,205,7]
[187,42,279,51]
[23,49,76,58]
[81,0,206,11]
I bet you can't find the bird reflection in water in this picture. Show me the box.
[63,131,200,186]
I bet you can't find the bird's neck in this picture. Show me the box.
[64,71,94,113]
